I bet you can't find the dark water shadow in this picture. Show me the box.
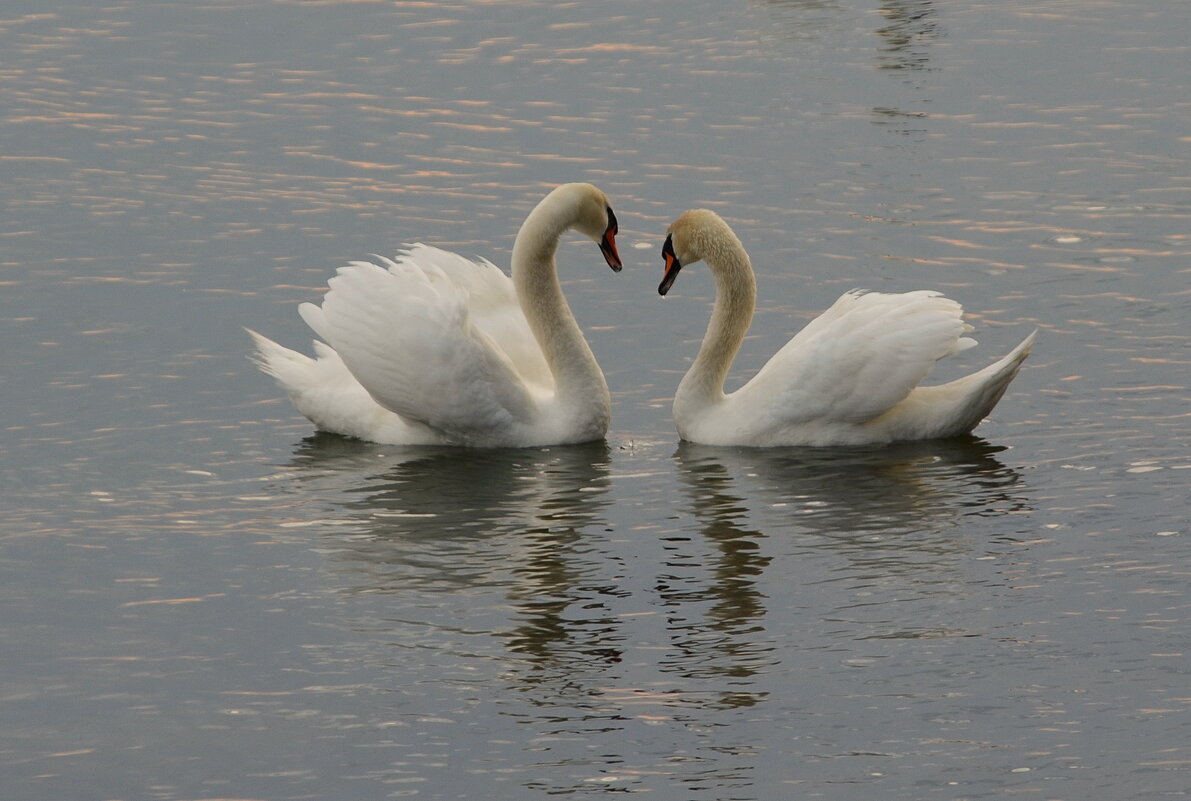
[670,436,1031,603]
[660,436,1032,670]
[674,435,1028,540]
[276,434,630,684]
[276,434,613,590]
[874,0,938,72]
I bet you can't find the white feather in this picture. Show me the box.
[249,183,618,447]
[664,209,1035,447]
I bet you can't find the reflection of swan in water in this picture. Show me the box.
[675,436,1027,544]
[873,0,939,73]
[277,435,623,670]
[649,437,1026,694]
[749,0,939,72]
[279,436,612,593]
[655,446,777,702]
[671,436,1030,648]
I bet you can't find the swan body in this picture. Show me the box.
[658,209,1035,447]
[249,183,621,447]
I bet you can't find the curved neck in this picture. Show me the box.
[511,193,609,409]
[676,241,756,413]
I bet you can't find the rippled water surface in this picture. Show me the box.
[3,1,1189,799]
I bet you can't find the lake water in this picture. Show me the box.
[3,1,1189,799]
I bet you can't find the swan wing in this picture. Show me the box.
[311,257,540,442]
[742,290,976,425]
[383,245,553,391]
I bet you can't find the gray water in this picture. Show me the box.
[3,1,1189,799]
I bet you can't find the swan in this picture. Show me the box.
[657,209,1035,447]
[247,182,622,447]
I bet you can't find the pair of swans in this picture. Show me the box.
[249,183,1034,448]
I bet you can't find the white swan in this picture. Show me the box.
[658,209,1035,447]
[248,182,622,447]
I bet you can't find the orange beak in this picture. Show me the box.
[658,233,682,296]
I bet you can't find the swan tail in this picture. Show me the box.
[247,328,435,443]
[246,326,356,420]
[246,327,316,388]
[895,329,1035,438]
[953,329,1035,423]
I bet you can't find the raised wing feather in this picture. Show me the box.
[741,290,977,426]
[378,245,552,392]
[311,257,540,443]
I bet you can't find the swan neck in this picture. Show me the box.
[511,193,609,409]
[679,243,756,410]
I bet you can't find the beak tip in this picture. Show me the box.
[599,237,621,272]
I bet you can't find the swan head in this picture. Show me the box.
[658,209,740,295]
[549,182,622,272]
